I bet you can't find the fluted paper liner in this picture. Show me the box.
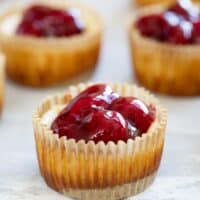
[129,5,200,96]
[0,0,102,87]
[0,53,5,114]
[33,82,167,200]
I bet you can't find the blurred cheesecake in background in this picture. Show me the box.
[129,0,200,95]
[0,0,102,87]
[0,53,5,114]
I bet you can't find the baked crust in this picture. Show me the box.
[134,0,175,6]
[129,6,200,96]
[0,0,102,87]
[32,82,167,199]
[0,54,5,114]
[62,172,157,200]
[135,0,198,6]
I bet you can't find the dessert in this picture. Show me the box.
[0,53,5,114]
[33,83,167,199]
[129,0,200,95]
[0,1,102,86]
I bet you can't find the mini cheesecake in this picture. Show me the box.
[0,0,102,87]
[129,0,200,95]
[33,83,167,200]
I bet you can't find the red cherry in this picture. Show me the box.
[136,14,170,41]
[167,20,193,44]
[78,84,114,98]
[111,97,156,135]
[81,109,128,144]
[16,5,84,37]
[55,96,109,121]
[163,11,193,44]
[168,0,199,21]
[51,96,107,139]
[192,20,200,43]
[51,108,129,144]
[16,21,43,36]
[22,5,51,22]
[54,84,119,124]
[71,84,119,107]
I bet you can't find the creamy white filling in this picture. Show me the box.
[0,14,22,35]
[41,105,65,127]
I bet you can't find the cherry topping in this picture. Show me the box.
[76,84,119,105]
[111,97,156,135]
[16,5,84,37]
[55,96,108,123]
[63,84,119,115]
[168,20,193,44]
[51,84,156,143]
[136,0,200,45]
[168,0,199,21]
[136,14,170,41]
[51,108,129,144]
[192,21,200,43]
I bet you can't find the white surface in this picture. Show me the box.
[0,0,200,199]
